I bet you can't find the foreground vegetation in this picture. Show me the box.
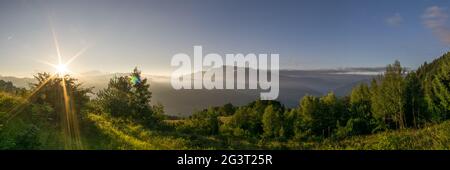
[320,120,450,150]
[0,52,449,150]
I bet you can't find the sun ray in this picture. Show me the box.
[61,76,83,149]
[36,59,58,68]
[61,79,72,148]
[50,21,63,65]
[12,21,89,149]
[36,59,83,78]
[4,73,58,123]
[66,45,91,66]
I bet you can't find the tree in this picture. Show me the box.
[297,92,345,137]
[430,57,450,120]
[97,75,133,117]
[319,92,345,136]
[370,77,387,131]
[229,107,252,136]
[404,72,427,127]
[28,73,91,149]
[282,109,297,139]
[350,83,371,118]
[297,95,321,136]
[348,83,374,134]
[30,73,91,123]
[371,61,407,129]
[129,67,154,121]
[262,105,283,138]
[189,108,219,135]
[97,67,157,124]
[218,103,235,116]
[152,102,165,120]
[416,53,449,121]
[227,100,285,137]
[0,80,27,96]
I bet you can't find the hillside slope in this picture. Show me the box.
[319,121,450,150]
[86,112,450,150]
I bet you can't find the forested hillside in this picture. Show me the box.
[0,52,449,150]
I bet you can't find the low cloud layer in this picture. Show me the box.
[422,6,450,44]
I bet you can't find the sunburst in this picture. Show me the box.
[44,25,90,149]
[56,64,68,75]
[7,24,91,149]
[36,22,92,78]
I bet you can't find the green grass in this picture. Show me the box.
[85,113,450,150]
[318,121,450,150]
[85,113,264,150]
[0,92,63,149]
[85,113,190,150]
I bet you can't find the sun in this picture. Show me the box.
[33,20,93,79]
[56,64,68,75]
[27,22,90,149]
[36,25,91,77]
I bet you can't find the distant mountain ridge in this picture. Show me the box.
[0,75,35,89]
[0,67,377,116]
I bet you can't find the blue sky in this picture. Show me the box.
[0,0,450,77]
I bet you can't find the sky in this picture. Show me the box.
[0,0,450,77]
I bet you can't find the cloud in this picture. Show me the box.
[422,6,450,44]
[386,13,403,26]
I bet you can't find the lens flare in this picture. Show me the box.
[130,75,141,85]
